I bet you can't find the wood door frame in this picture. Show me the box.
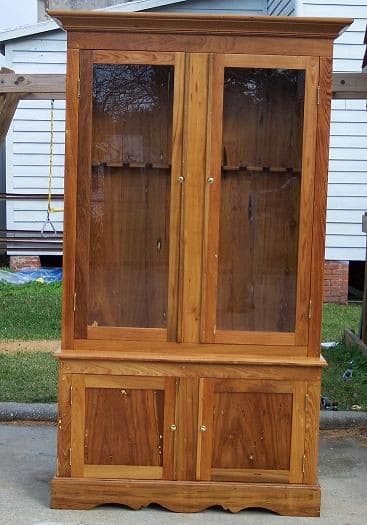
[73,50,185,344]
[201,54,319,346]
[70,374,176,479]
[61,48,80,350]
[196,378,306,484]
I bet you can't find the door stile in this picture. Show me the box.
[74,51,93,340]
[62,48,80,350]
[294,56,319,346]
[201,54,224,344]
[162,377,177,479]
[196,378,215,480]
[180,53,209,343]
[167,52,185,342]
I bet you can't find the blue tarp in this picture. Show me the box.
[0,268,62,284]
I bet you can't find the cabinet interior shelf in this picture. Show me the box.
[222,165,301,173]
[92,163,300,173]
[92,162,171,170]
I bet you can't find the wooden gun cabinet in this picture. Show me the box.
[50,11,351,516]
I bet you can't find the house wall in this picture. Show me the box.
[147,0,267,14]
[5,30,66,253]
[301,1,367,264]
[267,0,295,15]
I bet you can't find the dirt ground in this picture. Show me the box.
[0,339,60,353]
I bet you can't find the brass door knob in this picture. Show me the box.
[177,176,185,183]
[200,424,207,432]
[170,424,177,431]
[207,177,214,184]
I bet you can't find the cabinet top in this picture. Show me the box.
[49,10,352,41]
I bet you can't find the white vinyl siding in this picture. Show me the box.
[5,30,66,247]
[267,0,295,15]
[301,1,367,261]
[148,0,267,14]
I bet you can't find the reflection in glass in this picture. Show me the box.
[216,68,305,332]
[88,64,174,328]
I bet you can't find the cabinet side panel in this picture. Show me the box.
[308,57,332,356]
[303,380,321,484]
[61,48,79,350]
[57,367,71,477]
[181,53,208,343]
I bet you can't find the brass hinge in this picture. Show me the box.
[70,385,73,406]
[317,85,320,105]
[308,300,312,320]
[77,77,81,98]
[73,292,77,312]
[69,447,72,467]
[302,454,306,474]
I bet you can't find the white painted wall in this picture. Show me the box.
[299,0,367,261]
[3,0,367,261]
[0,0,38,31]
[267,0,295,15]
[5,30,66,245]
[0,0,38,67]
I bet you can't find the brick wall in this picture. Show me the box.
[323,260,349,304]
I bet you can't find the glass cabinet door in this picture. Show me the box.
[75,51,184,342]
[202,55,319,346]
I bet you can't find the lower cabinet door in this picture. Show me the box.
[196,378,306,483]
[70,374,176,479]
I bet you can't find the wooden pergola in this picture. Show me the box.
[1,69,367,143]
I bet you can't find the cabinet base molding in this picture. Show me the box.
[51,478,321,516]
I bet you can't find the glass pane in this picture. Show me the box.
[88,64,174,328]
[216,68,305,332]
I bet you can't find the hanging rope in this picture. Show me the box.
[41,98,63,237]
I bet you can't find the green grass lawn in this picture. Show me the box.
[322,303,361,342]
[0,352,57,403]
[0,282,366,408]
[0,281,61,340]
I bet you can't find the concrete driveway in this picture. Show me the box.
[0,423,366,525]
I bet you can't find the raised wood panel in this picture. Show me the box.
[84,387,164,466]
[197,378,306,484]
[211,392,293,469]
[71,375,176,480]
